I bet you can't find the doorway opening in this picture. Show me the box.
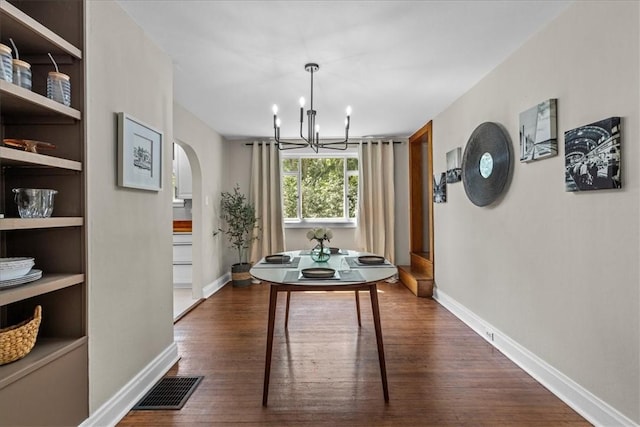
[397,121,434,297]
[172,141,202,321]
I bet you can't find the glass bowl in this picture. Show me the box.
[12,188,58,218]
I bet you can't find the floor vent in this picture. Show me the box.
[133,376,203,410]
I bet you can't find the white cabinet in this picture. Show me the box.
[174,143,192,199]
[172,233,192,285]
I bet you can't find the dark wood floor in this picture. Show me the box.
[118,282,590,426]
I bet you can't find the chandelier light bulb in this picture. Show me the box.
[315,124,320,132]
[346,105,352,116]
[299,97,305,108]
[272,104,278,115]
[275,118,281,127]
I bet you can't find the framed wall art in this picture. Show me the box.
[433,172,447,203]
[519,98,557,162]
[117,112,163,191]
[446,147,462,183]
[564,117,621,192]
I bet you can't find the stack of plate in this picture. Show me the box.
[0,257,42,289]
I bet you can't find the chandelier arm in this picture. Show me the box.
[318,138,348,149]
[299,119,309,144]
[274,138,308,150]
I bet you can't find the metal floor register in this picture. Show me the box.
[133,376,203,410]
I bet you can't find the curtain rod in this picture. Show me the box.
[243,140,404,146]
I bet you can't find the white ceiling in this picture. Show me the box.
[115,1,571,141]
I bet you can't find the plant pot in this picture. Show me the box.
[231,262,253,287]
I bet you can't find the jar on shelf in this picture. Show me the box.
[47,71,71,106]
[12,59,31,90]
[0,43,13,83]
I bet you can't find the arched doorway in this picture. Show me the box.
[172,140,204,320]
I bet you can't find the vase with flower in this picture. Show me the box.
[306,227,333,263]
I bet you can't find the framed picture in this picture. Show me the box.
[117,112,163,191]
[433,172,446,203]
[519,98,557,162]
[446,147,462,183]
[564,117,621,192]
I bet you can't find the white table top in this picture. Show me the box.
[250,250,397,286]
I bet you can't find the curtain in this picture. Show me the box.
[249,142,285,263]
[355,140,395,263]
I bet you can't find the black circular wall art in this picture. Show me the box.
[461,122,512,207]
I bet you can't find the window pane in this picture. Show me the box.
[301,158,344,218]
[282,175,298,219]
[347,158,358,171]
[348,175,358,218]
[282,158,298,172]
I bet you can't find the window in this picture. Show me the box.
[282,153,358,225]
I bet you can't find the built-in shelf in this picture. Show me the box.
[0,80,81,120]
[0,0,82,59]
[0,147,82,171]
[0,217,83,230]
[0,273,84,305]
[0,336,87,390]
[0,1,86,423]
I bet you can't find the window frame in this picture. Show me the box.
[281,150,359,228]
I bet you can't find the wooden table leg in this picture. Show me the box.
[285,291,291,329]
[263,284,279,406]
[369,283,389,401]
[354,290,361,327]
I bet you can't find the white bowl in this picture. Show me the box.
[0,257,35,281]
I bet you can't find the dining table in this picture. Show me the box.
[250,249,397,406]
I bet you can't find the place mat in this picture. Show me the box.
[0,269,42,290]
[345,257,393,268]
[283,269,365,283]
[253,256,301,268]
[299,249,349,255]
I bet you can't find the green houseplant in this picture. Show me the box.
[218,185,258,287]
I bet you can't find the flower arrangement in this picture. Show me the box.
[306,227,333,262]
[306,227,333,244]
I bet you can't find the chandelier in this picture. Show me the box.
[272,63,351,152]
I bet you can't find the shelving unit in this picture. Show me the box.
[0,1,87,425]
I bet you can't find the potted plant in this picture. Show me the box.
[217,185,258,287]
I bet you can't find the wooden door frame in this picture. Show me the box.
[408,121,434,268]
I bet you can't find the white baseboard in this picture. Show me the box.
[202,272,230,298]
[80,342,180,427]
[173,282,192,289]
[433,289,638,427]
[79,274,229,426]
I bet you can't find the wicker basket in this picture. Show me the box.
[0,305,41,365]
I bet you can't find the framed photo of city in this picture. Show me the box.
[117,112,163,191]
[433,172,447,203]
[519,98,557,162]
[446,147,462,183]
[564,117,621,192]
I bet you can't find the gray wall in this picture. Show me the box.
[86,0,174,412]
[432,1,639,422]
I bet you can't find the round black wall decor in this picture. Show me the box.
[461,122,512,207]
